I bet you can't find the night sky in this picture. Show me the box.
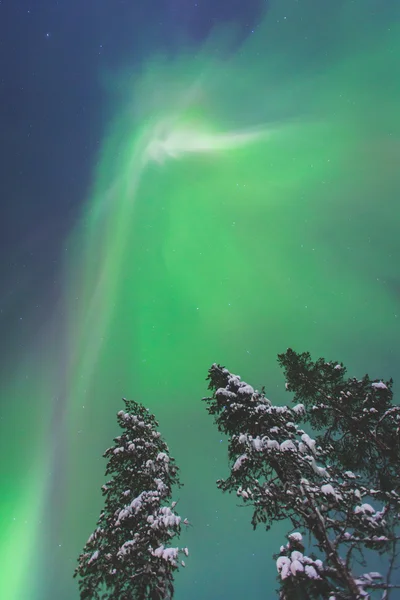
[1,1,399,599]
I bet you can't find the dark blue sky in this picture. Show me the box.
[0,0,265,370]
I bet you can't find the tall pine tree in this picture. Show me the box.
[203,352,400,600]
[74,399,188,600]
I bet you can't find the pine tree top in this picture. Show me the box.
[74,398,188,600]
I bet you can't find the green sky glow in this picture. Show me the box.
[1,1,399,598]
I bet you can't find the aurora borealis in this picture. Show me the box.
[1,0,400,598]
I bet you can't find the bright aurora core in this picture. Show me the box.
[1,1,399,599]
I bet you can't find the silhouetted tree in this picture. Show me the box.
[203,351,400,599]
[74,399,188,600]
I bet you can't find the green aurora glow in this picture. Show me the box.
[1,1,400,598]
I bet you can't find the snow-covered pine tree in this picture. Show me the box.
[277,349,400,495]
[203,357,400,600]
[74,399,189,600]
